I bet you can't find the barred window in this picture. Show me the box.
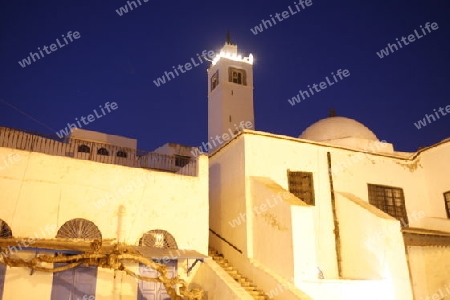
[211,70,219,91]
[140,230,178,249]
[228,67,246,85]
[287,171,315,205]
[56,218,102,240]
[444,191,450,218]
[368,184,408,223]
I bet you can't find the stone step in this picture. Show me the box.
[231,274,242,280]
[227,270,239,275]
[241,281,252,287]
[247,290,261,296]
[209,247,268,299]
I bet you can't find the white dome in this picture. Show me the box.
[299,116,378,142]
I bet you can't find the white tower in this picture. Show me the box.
[207,35,255,148]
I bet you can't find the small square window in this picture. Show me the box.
[287,171,315,205]
[175,155,190,167]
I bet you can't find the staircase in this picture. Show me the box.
[208,248,269,300]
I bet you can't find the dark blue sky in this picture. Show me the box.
[1,0,449,152]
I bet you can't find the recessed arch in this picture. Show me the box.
[97,147,109,156]
[78,144,91,153]
[0,219,12,299]
[52,218,100,299]
[139,229,178,249]
[137,230,178,299]
[116,151,127,158]
[0,219,12,238]
[56,218,102,240]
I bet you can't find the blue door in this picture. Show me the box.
[0,263,6,300]
[138,260,177,300]
[51,263,97,300]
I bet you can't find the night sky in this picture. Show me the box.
[1,0,449,152]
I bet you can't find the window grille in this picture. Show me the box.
[228,67,246,85]
[211,70,219,91]
[140,230,178,249]
[444,191,450,218]
[287,171,315,205]
[0,220,12,238]
[368,184,408,223]
[56,218,102,240]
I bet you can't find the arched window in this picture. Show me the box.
[97,148,109,156]
[0,219,12,238]
[137,230,178,298]
[0,219,11,300]
[116,151,127,158]
[228,67,247,85]
[139,229,177,249]
[56,218,102,240]
[52,219,100,299]
[78,145,91,153]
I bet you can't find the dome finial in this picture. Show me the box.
[329,108,337,117]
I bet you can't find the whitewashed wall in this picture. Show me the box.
[0,146,209,299]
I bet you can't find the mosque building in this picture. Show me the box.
[0,37,449,300]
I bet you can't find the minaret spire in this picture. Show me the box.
[226,31,232,45]
[207,37,255,146]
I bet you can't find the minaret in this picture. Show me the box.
[207,35,255,148]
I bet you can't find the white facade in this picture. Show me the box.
[0,127,212,299]
[209,127,450,299]
[207,40,450,300]
[1,38,449,300]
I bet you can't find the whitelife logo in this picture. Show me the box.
[55,102,118,138]
[329,140,388,176]
[115,0,149,16]
[18,31,81,68]
[190,121,253,157]
[250,0,313,35]
[413,105,450,129]
[376,22,439,59]
[153,50,215,87]
[93,172,153,209]
[0,224,57,259]
[288,69,350,106]
[365,210,425,250]
[0,153,20,171]
[228,192,292,228]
